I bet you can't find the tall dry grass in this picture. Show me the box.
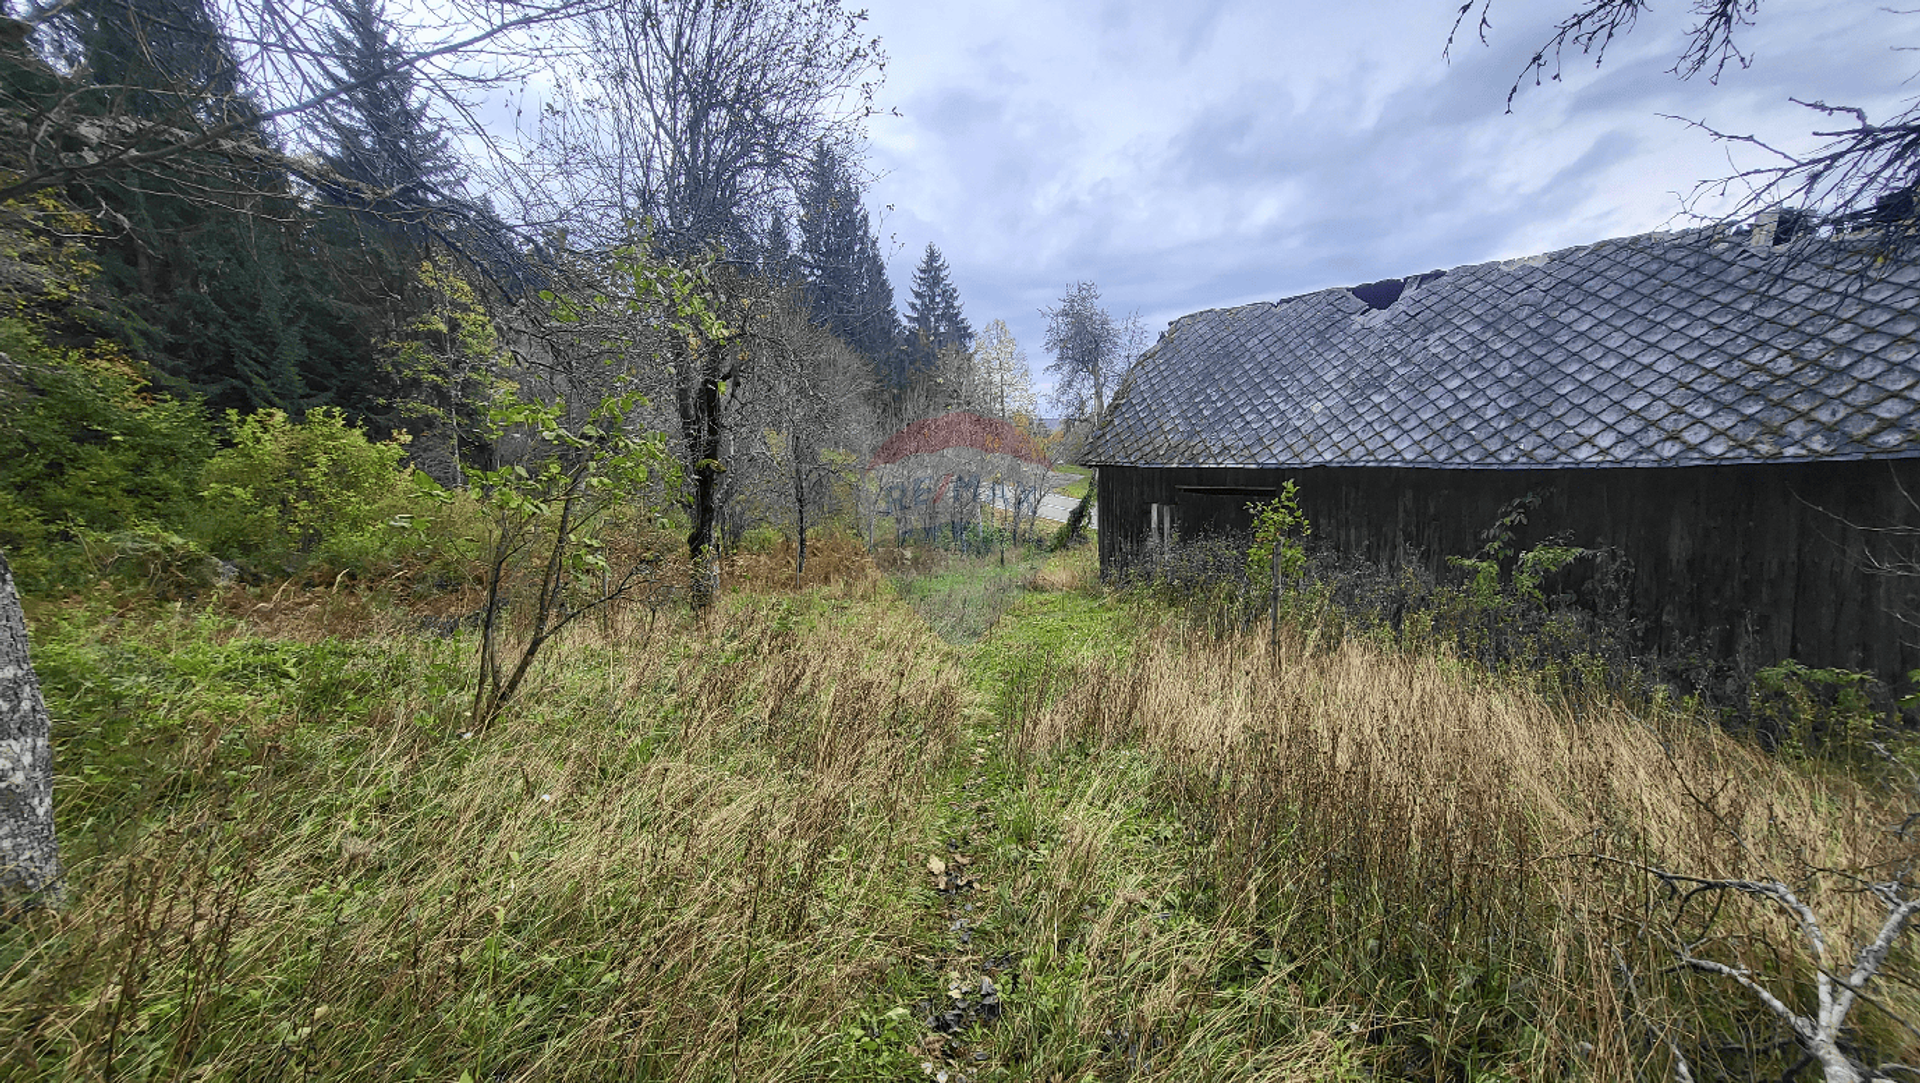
[11,546,1914,1081]
[1,587,963,1081]
[722,531,884,595]
[977,609,1917,1079]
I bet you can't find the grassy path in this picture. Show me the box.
[887,552,1371,1082]
[881,547,1919,1082]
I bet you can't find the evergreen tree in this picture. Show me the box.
[904,242,971,386]
[88,185,381,416]
[312,0,536,443]
[851,228,902,386]
[320,0,464,248]
[906,243,972,353]
[797,143,861,325]
[797,142,901,385]
[59,0,388,416]
[761,207,798,286]
[70,0,252,125]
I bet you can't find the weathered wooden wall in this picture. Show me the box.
[1097,459,1920,690]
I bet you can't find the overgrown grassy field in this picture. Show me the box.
[2,545,1914,1080]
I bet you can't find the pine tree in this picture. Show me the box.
[906,243,972,353]
[797,142,901,384]
[320,0,464,248]
[90,187,382,416]
[314,0,530,442]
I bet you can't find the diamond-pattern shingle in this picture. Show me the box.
[1084,233,1920,468]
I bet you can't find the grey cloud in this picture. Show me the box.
[865,0,1910,399]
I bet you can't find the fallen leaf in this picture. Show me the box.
[927,855,946,876]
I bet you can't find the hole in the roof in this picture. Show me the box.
[1350,279,1404,310]
[1350,269,1446,312]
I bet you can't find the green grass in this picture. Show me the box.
[890,546,1046,643]
[4,587,968,1081]
[970,590,1130,702]
[5,551,1916,1082]
[1056,464,1093,501]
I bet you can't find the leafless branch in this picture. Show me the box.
[1595,853,1920,1082]
[1457,2,1920,244]
[0,1,599,204]
[1450,0,1759,113]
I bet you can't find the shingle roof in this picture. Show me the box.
[1084,232,1920,469]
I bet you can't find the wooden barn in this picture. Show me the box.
[1084,231,1920,690]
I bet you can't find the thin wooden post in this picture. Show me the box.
[1270,541,1280,657]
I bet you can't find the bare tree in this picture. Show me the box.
[510,235,744,608]
[517,0,883,254]
[730,287,874,576]
[1042,281,1120,422]
[508,0,882,604]
[1451,1,1920,244]
[0,0,589,214]
[1115,307,1156,384]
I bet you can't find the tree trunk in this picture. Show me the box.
[0,550,62,910]
[792,449,809,580]
[680,343,730,610]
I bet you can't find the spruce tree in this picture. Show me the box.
[70,0,251,124]
[850,226,902,387]
[906,243,972,351]
[762,207,798,287]
[797,142,902,386]
[320,0,464,248]
[63,0,388,416]
[905,242,972,382]
[798,143,862,328]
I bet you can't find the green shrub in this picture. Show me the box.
[1244,481,1309,594]
[0,317,213,589]
[196,406,434,575]
[1049,476,1097,551]
[68,520,218,598]
[1750,660,1885,759]
[736,524,785,555]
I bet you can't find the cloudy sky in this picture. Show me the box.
[852,0,1917,404]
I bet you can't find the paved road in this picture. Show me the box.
[982,481,1097,530]
[1035,493,1097,530]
